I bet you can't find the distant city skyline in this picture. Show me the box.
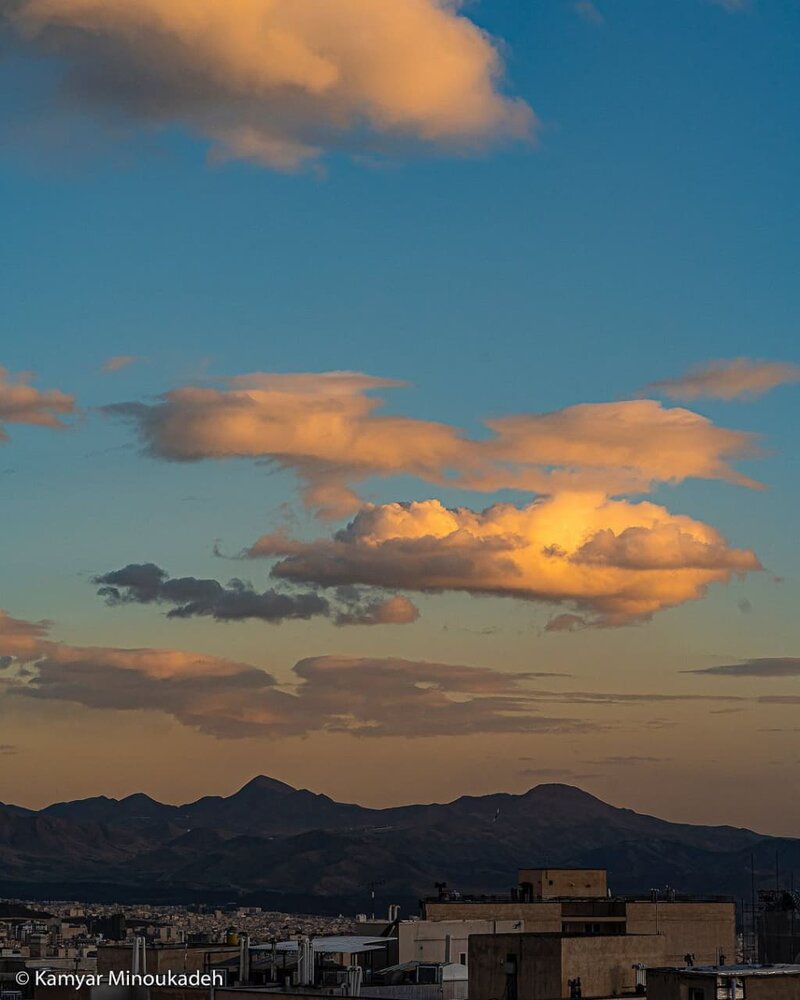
[1,0,798,834]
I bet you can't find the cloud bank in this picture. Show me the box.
[93,562,418,627]
[98,370,766,628]
[4,0,533,170]
[3,610,791,737]
[250,493,761,627]
[0,366,74,442]
[0,610,581,738]
[106,371,761,517]
[645,357,800,401]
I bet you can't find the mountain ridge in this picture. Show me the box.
[2,776,795,911]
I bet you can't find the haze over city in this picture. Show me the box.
[1,0,799,838]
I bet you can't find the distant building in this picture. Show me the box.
[757,890,800,964]
[647,964,800,1000]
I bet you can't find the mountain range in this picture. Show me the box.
[1,777,797,914]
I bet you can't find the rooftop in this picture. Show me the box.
[653,964,800,978]
[250,937,395,954]
[424,892,734,904]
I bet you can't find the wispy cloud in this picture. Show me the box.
[586,755,671,765]
[101,355,141,374]
[685,658,800,678]
[518,766,602,780]
[4,0,534,171]
[645,358,800,401]
[0,366,74,442]
[574,1,605,24]
[707,0,748,11]
[105,370,762,520]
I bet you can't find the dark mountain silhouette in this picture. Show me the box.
[2,778,797,912]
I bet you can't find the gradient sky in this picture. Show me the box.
[1,0,799,834]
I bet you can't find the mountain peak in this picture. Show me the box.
[235,775,297,796]
[524,783,600,799]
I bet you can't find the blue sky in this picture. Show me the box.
[1,0,799,830]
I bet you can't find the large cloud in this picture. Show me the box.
[0,366,74,442]
[93,561,418,627]
[644,357,800,401]
[105,371,760,517]
[4,0,533,170]
[250,493,761,627]
[0,611,583,738]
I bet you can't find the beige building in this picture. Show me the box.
[470,930,663,999]
[518,868,608,901]
[647,964,800,1000]
[422,870,735,969]
[398,919,526,965]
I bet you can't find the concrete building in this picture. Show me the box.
[518,869,608,901]
[469,930,663,998]
[421,870,735,969]
[647,964,800,1000]
[398,919,526,965]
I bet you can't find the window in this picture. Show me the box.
[689,989,706,1000]
[459,953,466,965]
[505,953,518,1000]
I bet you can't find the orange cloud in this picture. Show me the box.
[644,357,800,401]
[252,493,761,627]
[0,366,74,442]
[106,371,760,517]
[0,611,582,738]
[481,400,760,491]
[8,0,533,170]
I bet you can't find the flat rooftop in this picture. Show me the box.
[654,964,800,978]
[424,893,734,903]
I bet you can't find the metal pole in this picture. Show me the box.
[751,852,757,963]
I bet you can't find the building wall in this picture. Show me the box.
[422,902,561,928]
[560,935,666,997]
[746,976,800,999]
[469,933,561,1000]
[626,902,736,966]
[398,919,534,965]
[470,933,666,1000]
[648,971,800,1000]
[423,898,734,968]
[518,870,607,900]
[646,971,718,1000]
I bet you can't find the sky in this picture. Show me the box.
[1,0,799,835]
